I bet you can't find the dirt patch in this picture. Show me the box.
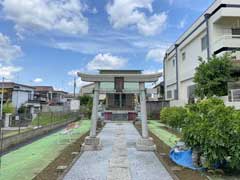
[34,122,105,180]
[135,124,207,180]
[33,131,89,180]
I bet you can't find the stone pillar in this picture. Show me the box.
[82,82,102,151]
[136,82,156,151]
[140,82,148,138]
[4,113,11,128]
[90,82,99,137]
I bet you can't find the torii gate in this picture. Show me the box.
[78,71,162,151]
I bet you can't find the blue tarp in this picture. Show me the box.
[169,149,203,170]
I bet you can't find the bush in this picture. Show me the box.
[194,53,232,98]
[160,107,187,129]
[183,98,240,170]
[3,101,15,114]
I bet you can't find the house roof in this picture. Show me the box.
[0,82,35,89]
[78,72,162,83]
[34,86,54,92]
[99,69,142,75]
[53,90,68,94]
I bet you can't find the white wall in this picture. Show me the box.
[12,86,34,109]
[165,55,176,86]
[70,100,80,111]
[164,0,240,107]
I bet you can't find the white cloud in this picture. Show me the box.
[87,53,127,71]
[146,48,166,63]
[33,78,43,83]
[178,16,187,29]
[106,0,167,36]
[68,70,80,76]
[144,68,163,88]
[143,68,163,74]
[0,64,22,79]
[0,33,23,62]
[92,7,98,14]
[68,77,90,88]
[1,0,88,36]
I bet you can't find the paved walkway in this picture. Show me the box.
[64,122,173,180]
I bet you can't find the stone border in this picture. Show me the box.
[2,118,78,152]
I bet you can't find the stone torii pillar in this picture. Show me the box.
[81,82,102,151]
[136,82,156,151]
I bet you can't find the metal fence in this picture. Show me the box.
[147,100,170,120]
[0,111,81,139]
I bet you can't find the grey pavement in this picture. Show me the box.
[63,122,173,180]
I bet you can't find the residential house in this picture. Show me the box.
[164,0,240,108]
[33,86,54,104]
[0,82,36,111]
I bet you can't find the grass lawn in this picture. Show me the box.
[0,120,91,180]
[148,120,180,148]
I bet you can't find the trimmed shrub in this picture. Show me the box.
[183,98,240,170]
[160,107,187,129]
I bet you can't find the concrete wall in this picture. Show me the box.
[2,119,78,152]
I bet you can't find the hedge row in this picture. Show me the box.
[160,98,240,170]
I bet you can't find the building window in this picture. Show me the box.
[201,35,208,51]
[232,29,240,38]
[114,77,124,92]
[187,85,196,104]
[167,90,172,99]
[114,94,120,107]
[172,59,176,67]
[174,89,178,99]
[182,52,186,61]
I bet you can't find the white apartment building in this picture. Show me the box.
[164,0,240,107]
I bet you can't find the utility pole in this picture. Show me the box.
[0,77,4,121]
[73,76,76,98]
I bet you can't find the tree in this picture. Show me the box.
[3,101,15,114]
[79,95,93,118]
[194,53,232,99]
[79,95,92,106]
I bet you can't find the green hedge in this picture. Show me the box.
[160,107,187,129]
[183,98,240,170]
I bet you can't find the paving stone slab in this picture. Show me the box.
[63,122,173,180]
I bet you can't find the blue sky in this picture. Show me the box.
[0,0,214,92]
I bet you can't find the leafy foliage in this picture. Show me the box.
[194,54,232,98]
[160,107,187,129]
[3,101,15,114]
[79,95,93,106]
[183,98,240,170]
[79,95,93,118]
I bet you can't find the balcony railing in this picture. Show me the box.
[213,35,240,52]
[230,89,240,102]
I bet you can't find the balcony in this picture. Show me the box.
[212,35,240,54]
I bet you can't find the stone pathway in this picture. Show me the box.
[63,122,173,180]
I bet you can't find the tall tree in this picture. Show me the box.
[194,53,232,98]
